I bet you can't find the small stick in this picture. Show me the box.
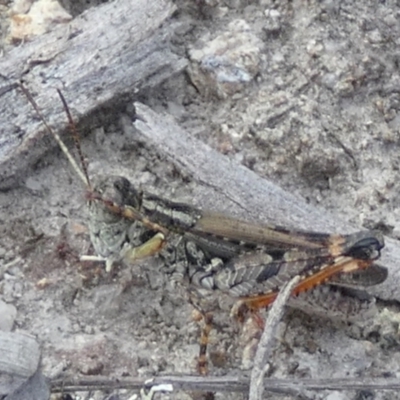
[249,275,300,400]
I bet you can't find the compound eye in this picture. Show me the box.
[113,177,131,194]
[113,177,141,209]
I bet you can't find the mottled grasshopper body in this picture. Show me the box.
[87,174,386,373]
[87,175,385,304]
[21,85,387,374]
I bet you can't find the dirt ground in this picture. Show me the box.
[2,0,400,399]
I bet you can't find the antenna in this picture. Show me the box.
[19,82,90,188]
[56,89,91,189]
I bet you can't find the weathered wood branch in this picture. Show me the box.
[0,332,41,395]
[131,103,400,302]
[50,375,400,395]
[0,0,185,188]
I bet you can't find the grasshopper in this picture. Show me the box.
[20,84,387,374]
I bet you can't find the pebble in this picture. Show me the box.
[188,19,263,98]
[0,300,17,331]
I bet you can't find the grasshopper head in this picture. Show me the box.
[86,175,143,259]
[87,175,142,219]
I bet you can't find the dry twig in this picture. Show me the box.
[50,375,400,396]
[249,276,300,400]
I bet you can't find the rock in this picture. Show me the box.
[0,300,17,332]
[188,19,263,98]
